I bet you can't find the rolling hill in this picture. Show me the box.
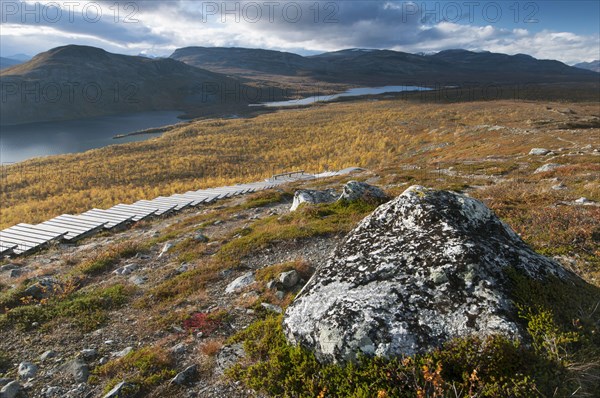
[0,45,253,125]
[574,60,600,73]
[171,46,599,86]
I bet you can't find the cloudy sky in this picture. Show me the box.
[1,0,598,64]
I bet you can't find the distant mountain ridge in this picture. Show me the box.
[574,60,600,73]
[0,57,23,70]
[0,45,252,125]
[171,46,598,86]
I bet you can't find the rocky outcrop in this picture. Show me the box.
[338,181,388,202]
[290,181,388,211]
[290,189,337,211]
[283,186,572,363]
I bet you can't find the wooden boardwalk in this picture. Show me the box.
[0,168,361,257]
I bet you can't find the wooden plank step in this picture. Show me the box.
[2,226,65,243]
[34,222,97,241]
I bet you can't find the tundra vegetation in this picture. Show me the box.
[0,97,599,396]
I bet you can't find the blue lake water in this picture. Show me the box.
[255,85,433,107]
[0,111,183,164]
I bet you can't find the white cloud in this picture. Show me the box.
[0,1,598,63]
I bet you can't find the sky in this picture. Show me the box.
[0,0,599,64]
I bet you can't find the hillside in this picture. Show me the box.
[0,45,252,125]
[171,46,599,87]
[0,97,599,397]
[0,57,22,70]
[574,60,600,73]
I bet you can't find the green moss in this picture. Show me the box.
[241,190,293,209]
[0,284,134,331]
[94,346,176,397]
[226,316,564,397]
[78,241,145,276]
[218,200,379,263]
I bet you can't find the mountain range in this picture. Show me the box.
[1,45,598,125]
[574,60,600,73]
[0,46,251,125]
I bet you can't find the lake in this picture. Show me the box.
[254,85,433,107]
[0,111,183,164]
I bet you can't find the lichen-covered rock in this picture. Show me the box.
[283,186,571,363]
[290,189,337,211]
[338,181,388,202]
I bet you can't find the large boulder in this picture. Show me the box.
[338,181,388,202]
[290,189,337,211]
[283,186,571,363]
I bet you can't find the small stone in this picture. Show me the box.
[170,343,187,356]
[528,148,550,156]
[215,344,245,375]
[104,340,114,345]
[0,264,18,272]
[99,357,108,365]
[552,183,567,190]
[575,197,593,204]
[275,291,285,301]
[225,272,255,294]
[261,303,283,314]
[534,163,562,174]
[279,270,299,288]
[265,280,277,290]
[17,362,37,379]
[113,347,133,358]
[128,275,147,286]
[0,380,21,398]
[170,364,197,385]
[40,350,57,361]
[194,234,209,243]
[158,243,173,258]
[176,263,189,274]
[103,381,136,398]
[61,359,89,382]
[42,386,62,396]
[80,348,98,360]
[8,269,22,278]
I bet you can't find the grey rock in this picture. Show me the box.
[534,163,562,173]
[40,350,57,362]
[17,361,37,379]
[290,189,337,211]
[194,234,209,243]
[574,197,595,205]
[552,183,567,190]
[528,148,550,156]
[61,359,89,382]
[338,181,388,202]
[0,379,12,388]
[128,275,147,286]
[42,386,62,396]
[265,280,277,290]
[113,347,133,358]
[215,344,245,374]
[225,272,255,294]
[158,243,172,258]
[0,264,19,272]
[275,291,285,301]
[170,342,187,356]
[0,381,21,398]
[170,364,197,385]
[8,269,22,278]
[103,381,136,398]
[261,303,283,314]
[80,348,97,360]
[279,270,299,288]
[283,186,573,363]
